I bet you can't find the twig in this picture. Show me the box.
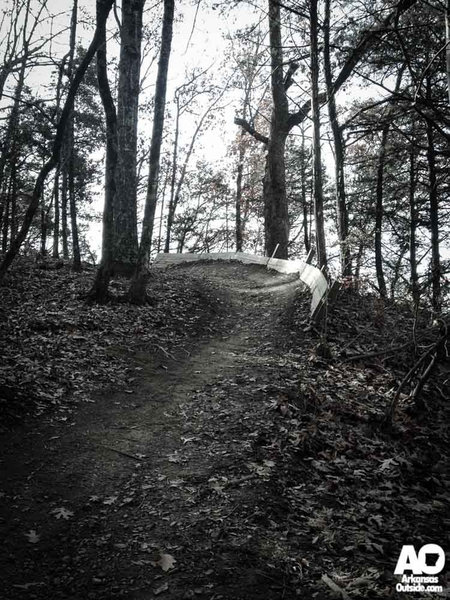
[225,473,258,488]
[386,323,449,422]
[99,445,144,462]
[154,344,175,360]
[322,574,351,600]
[344,341,413,362]
[411,352,437,403]
[386,345,435,421]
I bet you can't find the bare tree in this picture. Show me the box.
[0,0,115,283]
[165,80,228,253]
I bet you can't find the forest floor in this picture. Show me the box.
[0,259,449,600]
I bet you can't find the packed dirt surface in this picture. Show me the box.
[0,262,308,600]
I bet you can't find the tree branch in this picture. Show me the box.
[284,61,299,91]
[332,0,418,95]
[234,117,269,144]
[287,92,327,130]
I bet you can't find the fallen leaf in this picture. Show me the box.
[24,530,40,543]
[167,454,180,463]
[52,507,74,520]
[103,496,118,505]
[155,553,176,572]
[379,458,397,471]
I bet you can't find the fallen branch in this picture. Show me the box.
[99,445,144,462]
[225,473,258,488]
[321,574,351,600]
[343,341,413,362]
[385,320,449,422]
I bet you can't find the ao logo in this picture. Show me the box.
[394,544,445,575]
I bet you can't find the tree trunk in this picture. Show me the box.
[51,54,65,260]
[52,169,60,258]
[9,161,17,244]
[40,194,47,256]
[324,0,350,276]
[263,0,289,259]
[390,245,407,300]
[61,168,69,258]
[89,10,118,302]
[300,125,310,254]
[264,131,288,258]
[66,0,81,272]
[310,0,327,270]
[113,0,145,274]
[409,119,419,308]
[0,0,115,283]
[446,0,450,104]
[0,48,28,199]
[164,95,180,253]
[157,164,169,253]
[355,242,364,281]
[129,0,174,303]
[426,82,441,313]
[235,135,245,252]
[375,123,389,299]
[68,131,81,271]
[1,187,9,254]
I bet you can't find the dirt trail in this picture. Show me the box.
[0,262,307,600]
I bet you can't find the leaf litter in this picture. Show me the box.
[0,261,448,599]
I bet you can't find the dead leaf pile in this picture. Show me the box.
[0,258,226,428]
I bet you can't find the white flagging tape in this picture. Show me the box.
[153,252,329,320]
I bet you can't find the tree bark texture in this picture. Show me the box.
[264,0,289,259]
[67,0,81,271]
[61,168,69,258]
[235,137,244,252]
[114,0,145,274]
[324,0,350,276]
[310,0,327,270]
[300,126,310,254]
[408,120,419,308]
[445,0,450,104]
[68,127,81,271]
[89,19,118,302]
[375,123,389,299]
[51,54,66,259]
[426,107,441,312]
[52,169,60,258]
[129,0,174,303]
[164,94,180,253]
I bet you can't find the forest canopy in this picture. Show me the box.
[0,0,448,312]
